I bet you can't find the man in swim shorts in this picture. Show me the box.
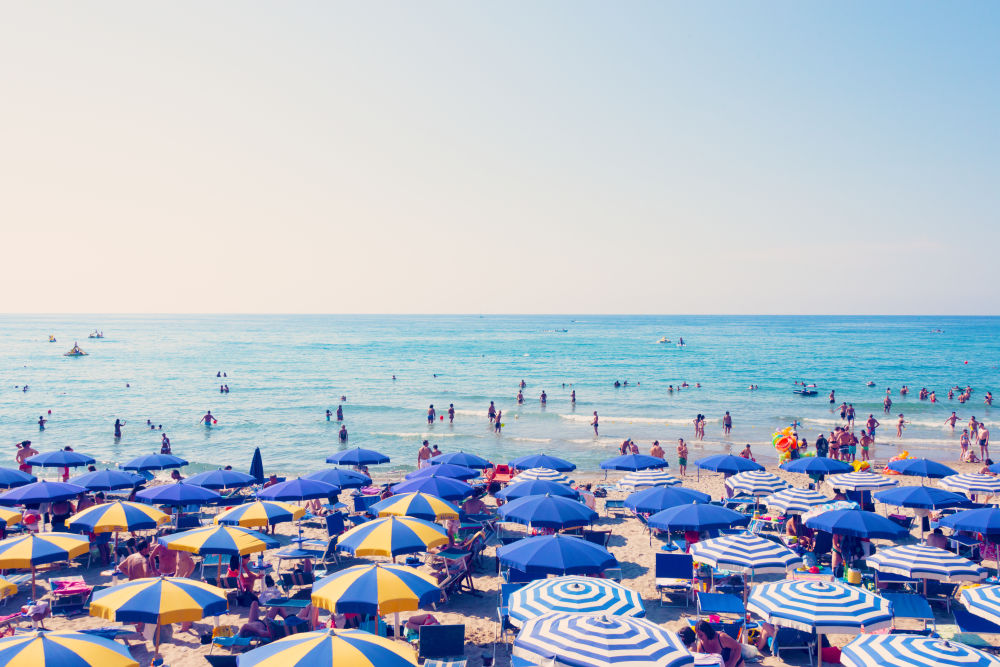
[417,440,432,469]
[15,441,37,473]
[427,405,436,424]
[676,439,688,476]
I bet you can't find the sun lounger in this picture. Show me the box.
[883,592,935,630]
[419,624,466,667]
[604,499,626,517]
[953,607,1000,654]
[769,627,815,663]
[655,552,693,607]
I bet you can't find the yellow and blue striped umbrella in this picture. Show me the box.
[337,516,448,559]
[237,629,417,667]
[0,508,22,527]
[0,533,91,599]
[214,500,306,528]
[67,501,170,533]
[0,631,138,667]
[311,563,440,615]
[0,577,17,600]
[370,492,460,522]
[158,525,278,556]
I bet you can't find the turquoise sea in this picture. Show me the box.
[1,315,997,476]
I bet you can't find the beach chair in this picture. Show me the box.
[204,655,238,667]
[888,514,914,531]
[655,552,693,607]
[769,627,815,663]
[418,624,466,667]
[497,583,525,645]
[353,495,381,515]
[883,592,935,631]
[487,465,514,486]
[582,529,612,547]
[604,499,626,517]
[438,554,476,601]
[953,607,1000,654]
[925,580,958,613]
[279,571,315,594]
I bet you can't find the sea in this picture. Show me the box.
[1,315,997,477]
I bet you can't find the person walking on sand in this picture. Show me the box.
[979,423,990,461]
[417,440,432,469]
[722,412,732,437]
[896,414,906,438]
[677,439,688,476]
[591,411,599,435]
[198,411,217,426]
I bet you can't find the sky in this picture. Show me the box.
[2,2,998,314]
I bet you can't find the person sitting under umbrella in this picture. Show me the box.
[696,620,744,667]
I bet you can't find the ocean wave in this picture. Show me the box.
[370,431,461,438]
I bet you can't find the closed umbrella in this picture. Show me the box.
[842,634,1000,667]
[599,455,668,472]
[325,448,390,466]
[0,631,138,667]
[508,576,645,628]
[236,629,417,667]
[497,534,616,577]
[510,455,576,472]
[497,494,597,530]
[249,447,264,484]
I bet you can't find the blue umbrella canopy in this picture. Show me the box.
[0,468,36,489]
[842,634,1000,667]
[185,469,257,490]
[694,455,763,474]
[867,545,987,583]
[236,629,418,667]
[69,469,143,491]
[885,458,958,479]
[599,455,668,472]
[325,448,390,466]
[120,454,189,471]
[304,468,371,489]
[873,486,970,510]
[310,563,441,615]
[624,487,710,514]
[0,630,139,667]
[780,458,854,476]
[497,480,580,501]
[390,476,474,501]
[404,464,479,481]
[507,577,645,628]
[804,509,907,540]
[249,447,264,484]
[939,508,1000,536]
[689,532,800,575]
[747,579,892,634]
[497,494,597,530]
[647,504,750,532]
[961,584,1000,626]
[510,455,576,473]
[25,451,96,468]
[430,451,492,469]
[497,534,617,576]
[135,482,221,507]
[762,488,831,515]
[257,478,338,501]
[0,480,87,506]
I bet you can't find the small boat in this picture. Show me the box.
[64,343,87,357]
[48,335,56,343]
[88,330,104,339]
[793,388,817,396]
[657,337,671,344]
[866,381,875,387]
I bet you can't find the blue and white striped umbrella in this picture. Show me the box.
[514,613,693,667]
[827,471,899,492]
[867,545,986,583]
[508,576,645,627]
[762,488,830,515]
[842,634,1000,667]
[747,580,892,634]
[941,474,1000,496]
[618,470,682,490]
[961,585,1000,625]
[725,470,790,497]
[688,532,799,575]
[511,468,572,485]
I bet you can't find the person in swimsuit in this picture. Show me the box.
[516,390,524,404]
[570,390,576,404]
[494,410,502,434]
[160,434,171,455]
[677,439,688,476]
[427,405,436,424]
[695,621,743,667]
[859,432,873,461]
[198,411,217,426]
[448,404,455,423]
[960,430,972,461]
[326,409,332,421]
[650,441,664,459]
[540,391,547,404]
[336,405,343,421]
[866,415,880,439]
[884,395,892,414]
[338,425,348,442]
[591,411,599,435]
[722,412,732,436]
[945,412,960,430]
[896,414,905,438]
[488,402,496,423]
[15,441,36,472]
[417,440,432,469]
[38,416,47,430]
[979,424,990,461]
[114,418,124,439]
[829,390,835,404]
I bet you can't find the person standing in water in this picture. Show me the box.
[114,418,125,439]
[494,410,502,434]
[540,391,547,405]
[829,390,835,404]
[15,441,37,472]
[38,415,47,430]
[326,409,332,421]
[570,390,576,404]
[448,404,455,424]
[591,411,599,435]
[945,412,960,431]
[198,411,217,426]
[427,405,436,424]
[722,412,732,437]
[650,440,664,458]
[338,425,348,442]
[487,402,496,423]
[336,405,343,421]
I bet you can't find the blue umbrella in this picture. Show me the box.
[25,451,96,468]
[804,509,907,540]
[510,455,576,473]
[497,480,580,501]
[304,468,371,489]
[70,469,143,491]
[0,480,87,506]
[694,455,763,474]
[158,525,279,555]
[647,504,750,532]
[498,534,617,576]
[257,478,338,502]
[939,508,1000,536]
[0,468,37,489]
[689,532,799,576]
[885,458,958,480]
[390,476,474,501]
[498,495,597,530]
[507,577,645,628]
[842,634,1000,667]
[961,584,1000,626]
[867,545,986,583]
[404,464,479,481]
[325,448,390,466]
[185,469,257,490]
[121,454,189,471]
[599,455,668,472]
[747,578,892,634]
[135,482,221,506]
[780,458,854,477]
[249,447,264,484]
[874,486,970,510]
[625,487,710,515]
[430,451,492,469]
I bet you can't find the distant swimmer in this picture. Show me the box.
[519,380,526,389]
[987,392,994,406]
[38,415,47,430]
[217,372,221,378]
[448,404,455,424]
[427,405,436,424]
[866,381,875,387]
[540,391,547,404]
[829,390,835,404]
[339,425,348,442]
[591,411,599,435]
[946,412,960,430]
[114,418,125,439]
[392,375,397,381]
[517,390,524,404]
[495,410,503,434]
[571,390,576,404]
[326,409,332,421]
[488,402,496,423]
[198,411,218,426]
[336,405,343,421]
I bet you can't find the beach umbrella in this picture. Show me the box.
[369,492,460,522]
[647,504,750,533]
[780,458,853,477]
[304,468,372,489]
[249,447,264,484]
[337,516,448,560]
[214,500,306,528]
[725,470,790,497]
[886,458,958,480]
[497,494,597,530]
[867,545,986,587]
[90,576,228,659]
[941,473,1000,497]
[510,468,572,485]
[497,480,580,501]
[874,486,970,511]
[0,467,36,489]
[689,531,799,576]
[325,447,390,466]
[404,463,479,481]
[390,476,474,501]
[694,454,763,475]
[960,585,1000,626]
[507,576,645,628]
[510,454,576,472]
[136,481,221,506]
[804,508,908,540]
[0,509,21,528]
[69,469,143,491]
[186,469,256,490]
[0,533,90,598]
[939,507,1000,536]
[514,613,693,667]
[0,631,139,667]
[624,487,710,515]
[25,451,96,468]
[0,480,87,506]
[430,451,492,469]
[497,534,617,577]
[842,634,1000,667]
[67,500,170,533]
[599,455,668,472]
[159,525,278,557]
[120,454,188,471]
[257,477,338,501]
[827,471,898,492]
[748,580,892,667]
[762,488,830,515]
[618,470,682,490]
[236,629,417,667]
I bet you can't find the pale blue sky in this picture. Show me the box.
[2,2,997,313]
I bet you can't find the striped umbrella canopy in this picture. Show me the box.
[0,631,138,667]
[867,545,986,583]
[135,482,221,506]
[689,531,799,576]
[762,488,830,515]
[404,464,479,481]
[960,585,1000,625]
[214,500,306,528]
[390,476,474,501]
[236,629,417,667]
[257,477,339,501]
[0,481,87,506]
[725,470,790,497]
[120,454,188,471]
[619,470,682,490]
[369,492,460,522]
[325,448,391,466]
[599,455,668,472]
[311,563,440,615]
[68,469,143,491]
[0,509,21,528]
[0,468,36,489]
[828,471,899,492]
[0,532,91,598]
[747,579,892,634]
[304,468,371,489]
[842,634,1000,667]
[185,469,257,490]
[497,535,616,577]
[158,525,278,556]
[67,501,170,533]
[510,455,577,472]
[497,494,597,530]
[941,474,1000,496]
[514,613,693,667]
[507,576,645,628]
[25,451,96,468]
[337,516,448,559]
[510,468,572,484]
[497,480,580,501]
[0,578,15,600]
[431,451,492,469]
[624,487,710,514]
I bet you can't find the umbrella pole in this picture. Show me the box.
[154,623,161,660]
[394,611,401,641]
[30,566,35,601]
[816,632,822,667]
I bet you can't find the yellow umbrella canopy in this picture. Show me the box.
[213,500,306,528]
[0,509,22,528]
[157,525,278,556]
[237,629,417,667]
[337,516,448,559]
[66,501,169,533]
[311,563,441,615]
[0,631,139,667]
[0,533,91,599]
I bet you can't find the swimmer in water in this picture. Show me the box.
[896,414,906,438]
[339,425,348,442]
[488,402,496,423]
[38,415,47,430]
[494,410,502,434]
[571,390,576,403]
[15,441,37,472]
[326,410,332,421]
[516,390,524,404]
[945,412,960,430]
[448,404,455,424]
[336,405,343,421]
[540,391,546,404]
[198,411,217,426]
[591,411,599,435]
[427,405,436,424]
[114,418,125,439]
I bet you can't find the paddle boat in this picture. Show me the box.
[793,387,817,396]
[47,335,56,343]
[64,343,87,357]
[657,337,671,344]
[88,330,104,339]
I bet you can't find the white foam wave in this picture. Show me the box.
[370,431,461,438]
